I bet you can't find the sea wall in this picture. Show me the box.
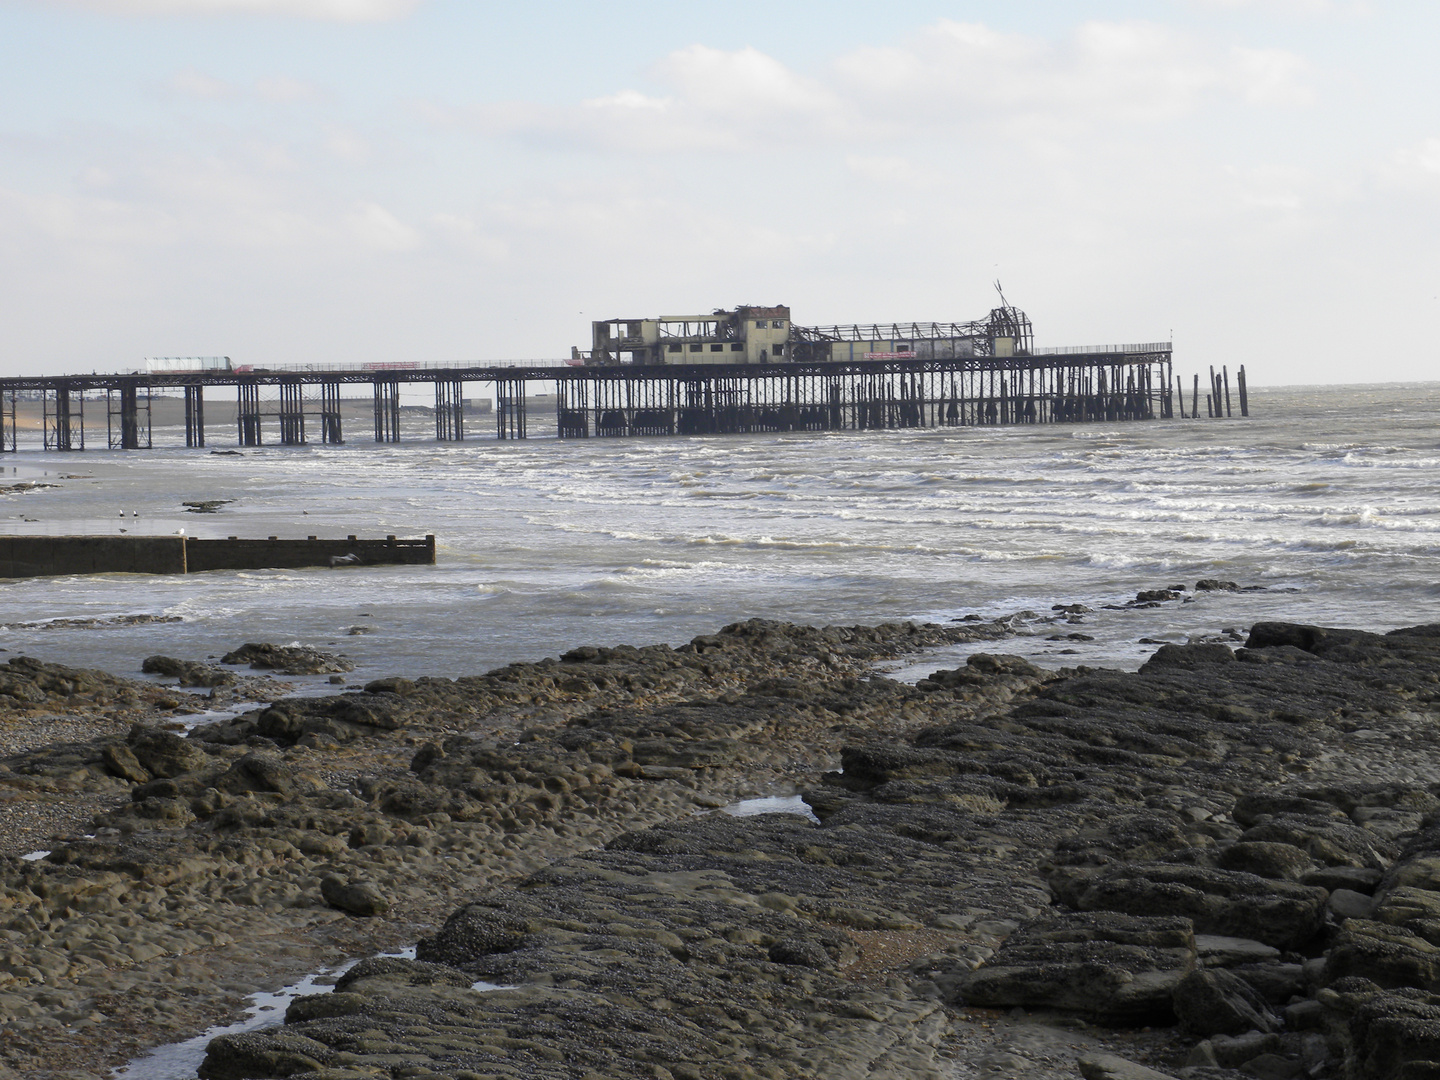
[0,534,434,579]
[184,535,435,573]
[0,535,187,578]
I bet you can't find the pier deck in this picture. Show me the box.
[0,347,1248,451]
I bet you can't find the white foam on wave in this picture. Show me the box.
[9,384,1440,681]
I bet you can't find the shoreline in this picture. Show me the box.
[0,613,1438,1078]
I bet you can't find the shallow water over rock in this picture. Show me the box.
[722,793,820,823]
[111,947,417,1080]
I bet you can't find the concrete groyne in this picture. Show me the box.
[0,534,434,579]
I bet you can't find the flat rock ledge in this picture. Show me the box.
[4,617,1440,1079]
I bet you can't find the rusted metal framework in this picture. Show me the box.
[278,380,306,446]
[106,384,151,450]
[552,351,1170,437]
[373,379,401,443]
[184,385,205,448]
[496,377,526,440]
[0,388,15,453]
[237,381,262,446]
[789,307,1033,362]
[320,382,343,444]
[435,379,464,442]
[42,382,83,451]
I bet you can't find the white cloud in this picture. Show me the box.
[1229,46,1314,105]
[323,128,369,161]
[1,145,328,253]
[1189,0,1369,13]
[1396,138,1440,176]
[169,67,233,99]
[845,155,924,186]
[347,201,420,251]
[834,19,1313,128]
[38,0,422,21]
[430,213,508,260]
[256,75,322,103]
[0,185,181,247]
[437,20,1313,156]
[650,45,837,123]
[1381,138,1440,192]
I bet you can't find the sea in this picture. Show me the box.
[1,381,1437,690]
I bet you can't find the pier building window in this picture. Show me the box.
[667,344,681,353]
[773,344,785,356]
[730,343,743,351]
[755,320,767,328]
[711,343,724,352]
[690,343,703,352]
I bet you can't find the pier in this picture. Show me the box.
[0,347,1245,452]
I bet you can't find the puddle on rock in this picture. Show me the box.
[721,794,819,824]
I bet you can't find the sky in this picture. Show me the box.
[0,0,1436,385]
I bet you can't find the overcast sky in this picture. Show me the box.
[1,0,1435,384]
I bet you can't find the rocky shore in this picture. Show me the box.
[2,609,1440,1079]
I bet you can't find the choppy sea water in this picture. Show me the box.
[0,382,1436,685]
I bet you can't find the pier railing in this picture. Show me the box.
[126,358,576,376]
[1034,343,1172,356]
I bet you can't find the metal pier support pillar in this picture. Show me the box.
[557,377,589,438]
[44,381,82,451]
[1,388,15,452]
[496,377,526,439]
[320,381,343,444]
[107,384,151,450]
[184,385,205,448]
[435,379,464,441]
[278,379,306,445]
[237,381,262,446]
[373,378,401,442]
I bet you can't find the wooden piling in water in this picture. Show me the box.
[1223,366,1233,418]
[1237,365,1249,417]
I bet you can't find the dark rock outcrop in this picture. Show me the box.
[954,912,1196,1021]
[220,643,354,675]
[7,615,1440,1080]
